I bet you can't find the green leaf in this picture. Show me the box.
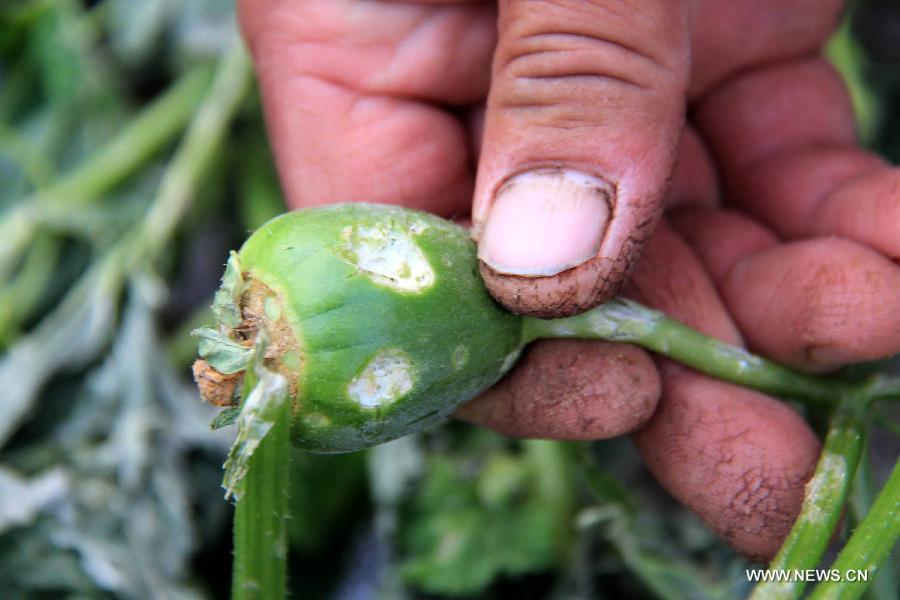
[29,4,81,109]
[192,326,251,374]
[398,446,569,596]
[210,406,241,430]
[211,250,244,329]
[104,0,171,67]
[0,251,123,447]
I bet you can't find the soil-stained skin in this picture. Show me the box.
[456,339,661,440]
[479,252,634,319]
[621,222,822,562]
[632,363,821,563]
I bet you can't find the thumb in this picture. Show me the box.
[473,0,690,317]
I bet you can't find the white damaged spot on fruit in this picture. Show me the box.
[304,412,331,428]
[452,345,469,370]
[348,348,415,409]
[338,222,434,292]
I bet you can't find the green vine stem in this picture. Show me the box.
[0,63,213,279]
[749,413,866,600]
[44,66,212,205]
[526,298,900,600]
[808,459,900,600]
[0,235,60,346]
[525,298,900,407]
[133,46,249,261]
[846,443,898,600]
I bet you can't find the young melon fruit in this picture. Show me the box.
[195,203,525,453]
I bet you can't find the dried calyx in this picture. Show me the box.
[192,253,299,417]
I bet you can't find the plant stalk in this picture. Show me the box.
[808,458,900,600]
[749,412,866,599]
[525,298,896,407]
[845,443,898,600]
[0,64,213,278]
[44,66,213,207]
[231,371,291,600]
[531,301,900,600]
[136,45,250,258]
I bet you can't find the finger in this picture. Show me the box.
[458,219,729,441]
[696,58,856,179]
[623,221,741,344]
[738,150,900,260]
[687,2,897,255]
[724,145,886,240]
[721,238,900,371]
[668,206,777,283]
[239,0,495,103]
[665,125,720,210]
[473,0,691,317]
[690,0,844,97]
[695,54,900,259]
[467,103,486,165]
[622,223,820,561]
[811,167,900,260]
[238,0,496,213]
[632,365,820,562]
[674,210,900,371]
[456,340,660,440]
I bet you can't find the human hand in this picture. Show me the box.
[238,0,900,561]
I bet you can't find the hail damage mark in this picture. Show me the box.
[263,295,282,321]
[348,348,415,409]
[337,223,435,292]
[304,412,331,428]
[452,345,469,370]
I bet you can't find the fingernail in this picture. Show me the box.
[478,169,612,276]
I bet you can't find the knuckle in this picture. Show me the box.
[491,5,685,128]
[495,0,684,95]
[494,31,660,123]
[500,30,659,91]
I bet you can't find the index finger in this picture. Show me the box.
[238,0,496,214]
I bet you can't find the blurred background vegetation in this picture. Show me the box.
[0,1,897,598]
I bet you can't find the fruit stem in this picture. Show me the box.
[524,298,892,408]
